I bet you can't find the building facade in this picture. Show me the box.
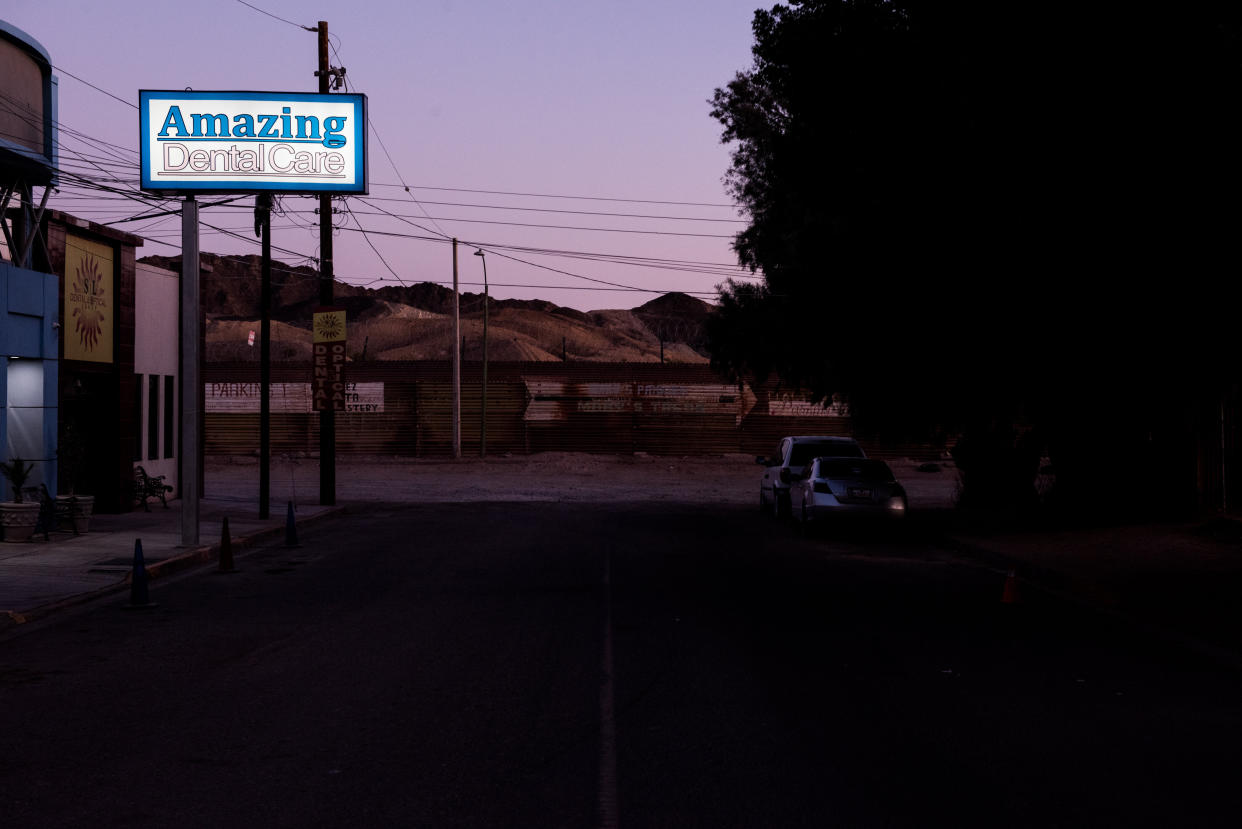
[134,261,180,492]
[1,20,59,500]
[1,258,60,498]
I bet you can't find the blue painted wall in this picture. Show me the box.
[1,259,59,498]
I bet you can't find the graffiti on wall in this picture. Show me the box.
[207,382,383,413]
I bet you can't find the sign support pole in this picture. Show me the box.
[180,195,200,546]
[257,194,272,519]
[139,38,368,518]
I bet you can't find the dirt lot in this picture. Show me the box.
[207,453,959,509]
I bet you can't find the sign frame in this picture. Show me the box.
[138,90,368,195]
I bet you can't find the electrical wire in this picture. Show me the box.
[10,51,748,303]
[351,196,743,223]
[233,0,317,32]
[48,65,137,109]
[314,28,455,241]
[233,202,736,239]
[341,200,406,285]
[367,181,735,208]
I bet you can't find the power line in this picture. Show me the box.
[351,196,744,223]
[465,241,679,295]
[233,0,317,32]
[183,192,740,225]
[138,218,754,280]
[199,219,321,264]
[356,278,717,297]
[207,199,738,238]
[367,124,454,240]
[99,196,250,226]
[13,70,743,300]
[318,31,455,242]
[23,65,737,217]
[329,206,736,239]
[49,65,136,109]
[369,181,735,208]
[132,232,717,297]
[341,200,406,285]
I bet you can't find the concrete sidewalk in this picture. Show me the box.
[944,518,1242,667]
[0,497,344,632]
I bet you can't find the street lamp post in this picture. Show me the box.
[474,249,489,457]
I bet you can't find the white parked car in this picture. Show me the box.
[758,436,865,518]
[789,457,908,527]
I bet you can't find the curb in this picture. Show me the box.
[0,505,348,635]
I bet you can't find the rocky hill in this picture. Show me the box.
[139,253,715,363]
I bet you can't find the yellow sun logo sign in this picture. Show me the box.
[313,309,346,343]
[72,255,108,351]
[64,235,114,363]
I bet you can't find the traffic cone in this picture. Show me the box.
[126,538,156,609]
[284,501,300,548]
[1001,569,1019,605]
[217,516,237,573]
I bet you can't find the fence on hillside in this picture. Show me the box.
[202,362,950,460]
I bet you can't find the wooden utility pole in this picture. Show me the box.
[317,20,336,505]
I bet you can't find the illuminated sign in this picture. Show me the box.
[139,90,367,194]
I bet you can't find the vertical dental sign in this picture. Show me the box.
[139,91,367,194]
[312,307,347,412]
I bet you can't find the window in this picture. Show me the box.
[818,459,895,482]
[164,376,175,459]
[134,374,144,461]
[789,440,864,467]
[147,374,160,460]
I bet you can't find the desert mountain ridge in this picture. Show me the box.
[139,253,716,363]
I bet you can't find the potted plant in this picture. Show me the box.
[0,457,41,543]
[57,421,94,533]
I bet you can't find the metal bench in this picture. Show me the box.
[134,465,173,511]
[25,484,78,541]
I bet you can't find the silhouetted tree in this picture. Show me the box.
[709,0,1242,515]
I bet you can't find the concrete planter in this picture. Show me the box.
[58,495,95,534]
[1,501,41,543]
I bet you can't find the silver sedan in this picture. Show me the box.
[790,457,908,527]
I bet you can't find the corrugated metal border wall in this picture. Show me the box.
[203,362,948,460]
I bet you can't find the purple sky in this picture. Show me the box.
[5,0,763,311]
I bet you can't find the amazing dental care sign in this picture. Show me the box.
[139,91,367,193]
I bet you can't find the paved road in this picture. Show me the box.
[1,503,1239,827]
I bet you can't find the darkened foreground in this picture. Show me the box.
[2,503,1239,827]
[708,2,1242,521]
